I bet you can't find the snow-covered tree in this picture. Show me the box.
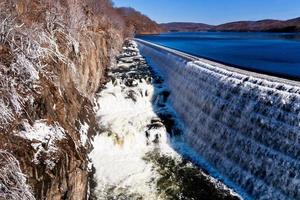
[0,150,35,200]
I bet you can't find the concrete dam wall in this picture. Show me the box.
[136,39,300,200]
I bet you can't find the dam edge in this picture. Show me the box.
[136,39,300,199]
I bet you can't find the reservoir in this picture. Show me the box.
[137,32,300,79]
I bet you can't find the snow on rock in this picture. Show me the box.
[0,16,78,130]
[0,150,35,200]
[0,99,14,128]
[78,122,89,147]
[18,120,65,170]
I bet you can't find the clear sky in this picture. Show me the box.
[113,0,300,25]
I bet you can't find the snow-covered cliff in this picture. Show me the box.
[0,1,126,199]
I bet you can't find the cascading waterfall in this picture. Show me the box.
[136,39,300,200]
[89,40,241,200]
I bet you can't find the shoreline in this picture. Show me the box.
[137,31,300,36]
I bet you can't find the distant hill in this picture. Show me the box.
[116,7,162,35]
[160,22,213,32]
[161,17,300,32]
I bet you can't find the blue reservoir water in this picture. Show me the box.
[137,32,300,79]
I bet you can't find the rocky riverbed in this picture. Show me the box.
[89,40,241,200]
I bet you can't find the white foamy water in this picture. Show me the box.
[89,41,177,199]
[89,41,241,200]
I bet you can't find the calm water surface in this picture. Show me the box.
[137,32,300,79]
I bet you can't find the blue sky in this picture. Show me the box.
[113,0,300,25]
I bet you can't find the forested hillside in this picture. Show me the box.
[0,1,160,199]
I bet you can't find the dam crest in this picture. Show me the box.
[136,39,300,200]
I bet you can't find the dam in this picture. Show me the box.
[135,39,300,200]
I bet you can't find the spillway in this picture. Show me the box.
[90,40,240,199]
[136,39,300,200]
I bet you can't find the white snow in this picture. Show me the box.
[0,16,80,131]
[9,87,23,115]
[18,120,65,170]
[0,99,14,128]
[79,122,89,146]
[19,120,65,142]
[0,150,36,200]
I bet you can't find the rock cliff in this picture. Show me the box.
[0,0,155,199]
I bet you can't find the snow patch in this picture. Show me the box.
[18,120,65,170]
[0,150,35,200]
[0,99,14,128]
[79,122,89,146]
